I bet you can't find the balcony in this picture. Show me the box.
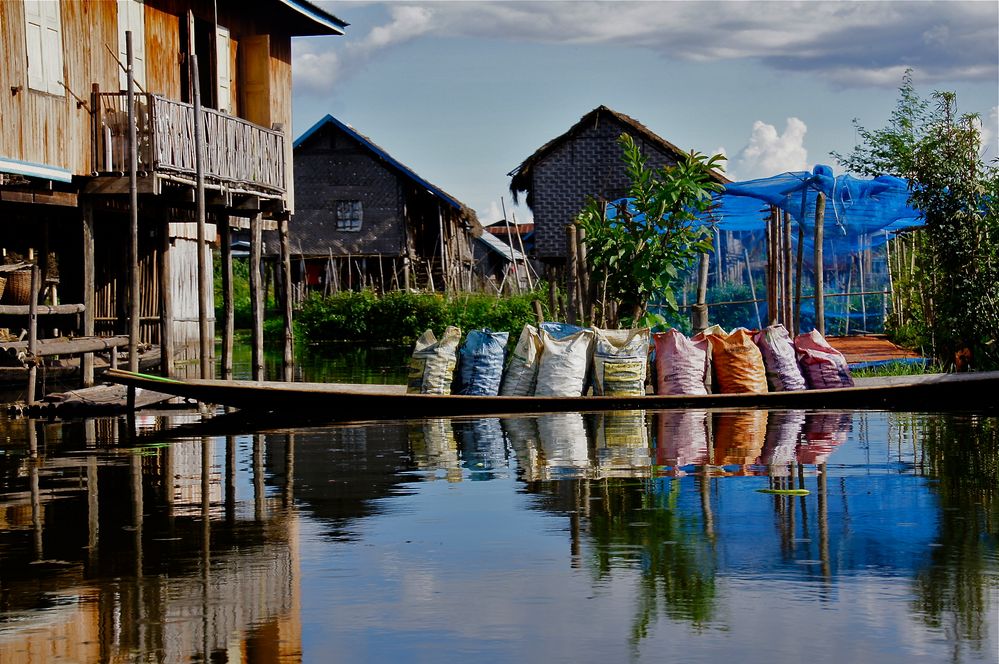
[92,93,285,197]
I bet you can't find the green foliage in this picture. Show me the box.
[296,288,549,345]
[834,71,999,369]
[577,133,725,328]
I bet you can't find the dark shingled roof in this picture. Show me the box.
[508,105,729,205]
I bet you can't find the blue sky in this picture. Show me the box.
[292,1,998,224]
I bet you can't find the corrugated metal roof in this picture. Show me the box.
[476,231,526,262]
[294,114,465,211]
[278,0,348,35]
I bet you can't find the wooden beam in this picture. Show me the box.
[82,176,157,196]
[159,208,174,378]
[192,53,212,379]
[127,31,140,374]
[279,214,294,381]
[82,200,95,386]
[0,304,85,316]
[814,192,826,335]
[250,212,264,381]
[220,217,234,380]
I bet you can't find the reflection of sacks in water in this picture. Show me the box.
[761,410,807,467]
[713,410,768,466]
[798,413,852,464]
[454,418,506,474]
[502,417,543,481]
[536,413,591,471]
[409,418,461,480]
[655,410,710,468]
[594,410,651,472]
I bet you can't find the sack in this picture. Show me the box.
[753,324,807,392]
[456,329,509,396]
[407,326,461,394]
[539,321,584,339]
[500,325,543,396]
[591,327,650,396]
[794,329,854,389]
[534,328,594,397]
[701,327,769,394]
[653,328,711,395]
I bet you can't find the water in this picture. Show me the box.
[0,346,996,663]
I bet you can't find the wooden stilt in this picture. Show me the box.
[250,212,264,381]
[280,214,294,382]
[159,208,174,378]
[565,225,579,325]
[127,32,140,374]
[744,247,762,329]
[692,252,710,332]
[220,217,234,380]
[82,200,96,386]
[27,264,38,404]
[782,211,792,330]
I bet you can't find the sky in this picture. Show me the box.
[291,1,999,225]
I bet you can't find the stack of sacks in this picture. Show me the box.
[752,324,806,392]
[652,328,711,395]
[591,327,650,396]
[408,326,461,394]
[455,329,509,396]
[695,326,769,393]
[794,329,854,389]
[500,322,583,396]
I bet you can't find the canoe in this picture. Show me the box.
[103,369,999,421]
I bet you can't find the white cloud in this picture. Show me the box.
[730,118,809,181]
[477,199,533,226]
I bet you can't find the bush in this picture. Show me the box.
[296,289,550,345]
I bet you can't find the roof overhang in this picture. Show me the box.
[277,0,348,36]
[0,157,73,183]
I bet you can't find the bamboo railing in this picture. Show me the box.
[93,92,285,194]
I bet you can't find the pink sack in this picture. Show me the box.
[653,329,710,395]
[794,329,854,389]
[753,324,807,392]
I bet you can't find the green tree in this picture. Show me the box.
[576,134,725,328]
[834,72,999,369]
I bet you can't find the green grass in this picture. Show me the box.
[851,360,942,378]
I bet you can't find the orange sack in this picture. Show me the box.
[698,327,769,394]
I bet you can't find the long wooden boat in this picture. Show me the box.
[104,369,999,421]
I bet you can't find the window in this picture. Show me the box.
[23,0,65,95]
[335,200,363,232]
[117,0,146,91]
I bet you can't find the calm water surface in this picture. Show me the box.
[0,347,996,663]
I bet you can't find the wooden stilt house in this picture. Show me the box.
[270,114,481,298]
[0,0,346,388]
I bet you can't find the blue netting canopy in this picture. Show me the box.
[709,165,923,252]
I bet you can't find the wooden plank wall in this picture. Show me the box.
[168,220,216,359]
[0,1,117,174]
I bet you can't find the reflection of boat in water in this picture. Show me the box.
[105,369,999,421]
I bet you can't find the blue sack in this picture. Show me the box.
[539,321,583,340]
[456,329,509,396]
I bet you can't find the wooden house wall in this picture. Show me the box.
[292,125,406,257]
[167,220,216,360]
[1,0,293,190]
[0,1,118,175]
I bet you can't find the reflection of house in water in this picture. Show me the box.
[0,424,304,661]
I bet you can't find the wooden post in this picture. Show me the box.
[532,299,544,324]
[548,271,558,321]
[782,211,792,330]
[714,227,723,289]
[159,208,174,378]
[127,31,140,373]
[250,212,264,381]
[814,192,826,335]
[859,236,868,331]
[82,200,95,386]
[191,53,212,379]
[402,256,410,292]
[26,264,39,404]
[794,216,805,337]
[766,207,778,325]
[220,218,234,380]
[692,252,710,332]
[565,225,579,325]
[744,247,762,329]
[279,214,294,382]
[576,226,590,326]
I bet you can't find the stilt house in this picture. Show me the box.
[508,105,731,273]
[272,114,480,296]
[0,0,345,385]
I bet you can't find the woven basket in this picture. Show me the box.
[4,269,36,305]
[0,276,6,301]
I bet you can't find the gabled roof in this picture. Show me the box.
[295,114,470,214]
[476,230,527,262]
[508,105,729,202]
[277,0,349,36]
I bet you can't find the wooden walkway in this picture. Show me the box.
[827,335,922,365]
